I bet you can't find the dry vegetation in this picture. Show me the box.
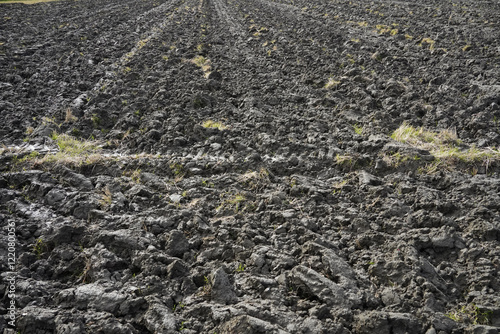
[390,122,500,173]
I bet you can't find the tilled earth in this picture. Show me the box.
[1,0,500,333]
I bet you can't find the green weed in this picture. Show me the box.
[169,163,186,181]
[353,124,363,135]
[335,154,355,168]
[51,132,100,156]
[446,304,492,325]
[216,193,247,213]
[19,151,39,163]
[172,302,185,313]
[33,238,45,258]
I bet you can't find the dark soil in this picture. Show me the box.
[1,0,500,333]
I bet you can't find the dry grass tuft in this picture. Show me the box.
[202,120,227,130]
[238,168,270,191]
[64,109,78,123]
[391,122,460,148]
[192,56,212,77]
[324,77,341,89]
[391,122,500,173]
[100,186,113,207]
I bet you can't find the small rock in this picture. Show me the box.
[274,225,286,234]
[354,311,389,334]
[73,201,96,220]
[388,312,422,334]
[359,170,382,186]
[219,315,288,334]
[170,194,182,203]
[468,325,499,334]
[16,306,57,333]
[210,267,238,305]
[45,188,66,206]
[64,172,93,191]
[431,234,455,248]
[166,230,190,258]
[173,136,187,146]
[167,260,189,279]
[381,287,402,306]
[127,185,153,198]
[282,210,296,219]
[147,129,162,141]
[210,143,222,150]
[289,265,349,307]
[92,290,128,314]
[431,313,458,332]
[207,71,222,81]
[143,302,178,333]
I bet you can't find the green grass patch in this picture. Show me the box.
[50,132,100,156]
[6,132,103,170]
[391,122,500,173]
[446,304,492,325]
[353,124,363,135]
[391,122,460,148]
[382,152,420,168]
[22,132,103,167]
[335,154,355,168]
[216,192,252,214]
